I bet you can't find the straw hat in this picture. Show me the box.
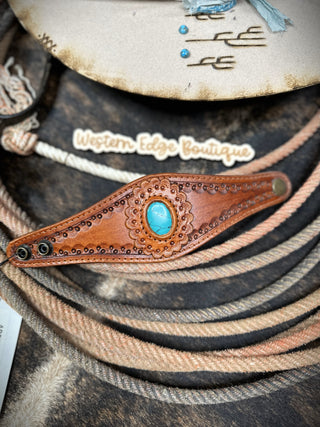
[8,0,320,100]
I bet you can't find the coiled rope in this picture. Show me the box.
[1,251,320,373]
[1,220,319,329]
[1,270,319,405]
[0,229,317,324]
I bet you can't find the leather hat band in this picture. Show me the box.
[7,171,291,267]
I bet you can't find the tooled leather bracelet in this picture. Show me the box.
[7,171,291,267]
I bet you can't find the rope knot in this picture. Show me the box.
[1,127,38,156]
[0,57,40,156]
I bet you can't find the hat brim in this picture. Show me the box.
[9,0,320,100]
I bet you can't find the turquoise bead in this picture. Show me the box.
[179,25,189,35]
[180,48,190,59]
[147,202,172,236]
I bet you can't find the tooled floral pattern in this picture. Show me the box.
[125,177,193,259]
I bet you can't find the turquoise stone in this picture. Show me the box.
[180,48,190,59]
[147,202,172,236]
[179,25,189,35]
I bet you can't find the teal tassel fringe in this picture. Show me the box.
[248,0,293,32]
[182,0,236,14]
[182,0,293,32]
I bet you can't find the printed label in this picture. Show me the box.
[73,129,255,167]
[0,298,22,412]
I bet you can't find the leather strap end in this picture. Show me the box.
[7,171,291,267]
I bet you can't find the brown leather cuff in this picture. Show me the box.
[7,172,291,267]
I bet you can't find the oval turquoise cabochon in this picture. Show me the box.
[147,202,172,236]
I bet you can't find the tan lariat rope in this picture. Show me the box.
[1,269,319,405]
[1,250,320,373]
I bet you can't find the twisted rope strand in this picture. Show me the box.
[0,272,318,405]
[109,215,320,283]
[1,277,319,373]
[49,311,320,359]
[0,228,317,326]
[1,252,320,373]
[102,291,320,337]
[82,336,320,373]
[224,313,320,357]
[0,179,35,229]
[104,242,320,324]
[0,272,320,376]
[221,110,320,175]
[14,236,320,324]
[0,202,33,236]
[35,142,142,184]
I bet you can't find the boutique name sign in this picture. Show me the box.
[73,129,255,167]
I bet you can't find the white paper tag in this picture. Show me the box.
[0,298,22,412]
